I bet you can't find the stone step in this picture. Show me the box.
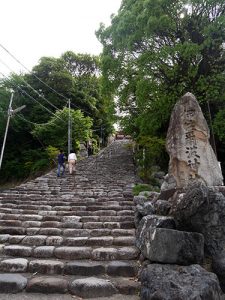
[0,207,134,215]
[0,273,140,296]
[0,210,134,218]
[0,141,140,297]
[0,212,134,223]
[0,228,135,237]
[0,258,138,277]
[0,194,133,204]
[0,200,134,212]
[1,245,139,261]
[0,234,135,247]
[0,222,134,236]
[0,199,134,205]
[0,215,134,225]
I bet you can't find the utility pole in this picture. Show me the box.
[68,99,71,155]
[0,92,25,170]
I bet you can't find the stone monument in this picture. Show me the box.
[161,92,223,192]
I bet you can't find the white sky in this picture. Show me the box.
[0,0,122,75]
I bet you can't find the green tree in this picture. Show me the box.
[32,107,93,151]
[97,0,225,174]
[0,86,10,137]
[0,50,116,184]
[4,52,115,141]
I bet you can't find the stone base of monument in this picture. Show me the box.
[140,264,224,300]
[134,183,225,299]
[142,228,204,265]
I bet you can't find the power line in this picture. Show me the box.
[0,72,66,123]
[0,43,69,105]
[16,113,63,128]
[0,43,95,117]
[0,83,107,132]
[0,58,62,112]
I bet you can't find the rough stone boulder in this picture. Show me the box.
[212,251,225,293]
[142,228,204,265]
[133,192,159,206]
[162,92,223,192]
[133,193,158,227]
[135,202,155,217]
[169,183,225,256]
[140,264,224,300]
[136,215,176,251]
[154,200,171,216]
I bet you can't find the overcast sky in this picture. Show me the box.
[0,0,122,75]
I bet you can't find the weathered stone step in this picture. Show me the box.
[0,234,135,247]
[0,197,132,204]
[0,215,134,225]
[0,204,134,214]
[0,197,134,205]
[0,221,134,233]
[0,219,134,231]
[0,258,138,277]
[0,273,140,296]
[0,207,135,215]
[1,245,139,261]
[0,228,135,237]
[0,141,139,297]
[0,225,135,236]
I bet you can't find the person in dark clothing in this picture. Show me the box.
[87,140,93,157]
[57,149,65,177]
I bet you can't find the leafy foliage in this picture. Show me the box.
[32,108,93,150]
[97,0,225,176]
[213,109,225,143]
[135,136,167,182]
[0,51,115,184]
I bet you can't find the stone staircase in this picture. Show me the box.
[0,140,140,298]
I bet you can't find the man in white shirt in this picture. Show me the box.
[68,150,77,175]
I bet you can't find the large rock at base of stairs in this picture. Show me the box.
[169,183,225,256]
[142,228,204,265]
[136,215,176,251]
[0,274,27,293]
[154,200,171,216]
[69,277,118,298]
[212,251,225,293]
[135,202,155,217]
[140,264,223,300]
[163,92,223,191]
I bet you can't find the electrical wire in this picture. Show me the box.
[0,43,69,105]
[0,71,66,123]
[1,82,107,133]
[0,43,96,117]
[70,102,92,115]
[16,113,62,128]
[0,58,62,112]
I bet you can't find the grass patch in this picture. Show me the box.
[133,184,154,196]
